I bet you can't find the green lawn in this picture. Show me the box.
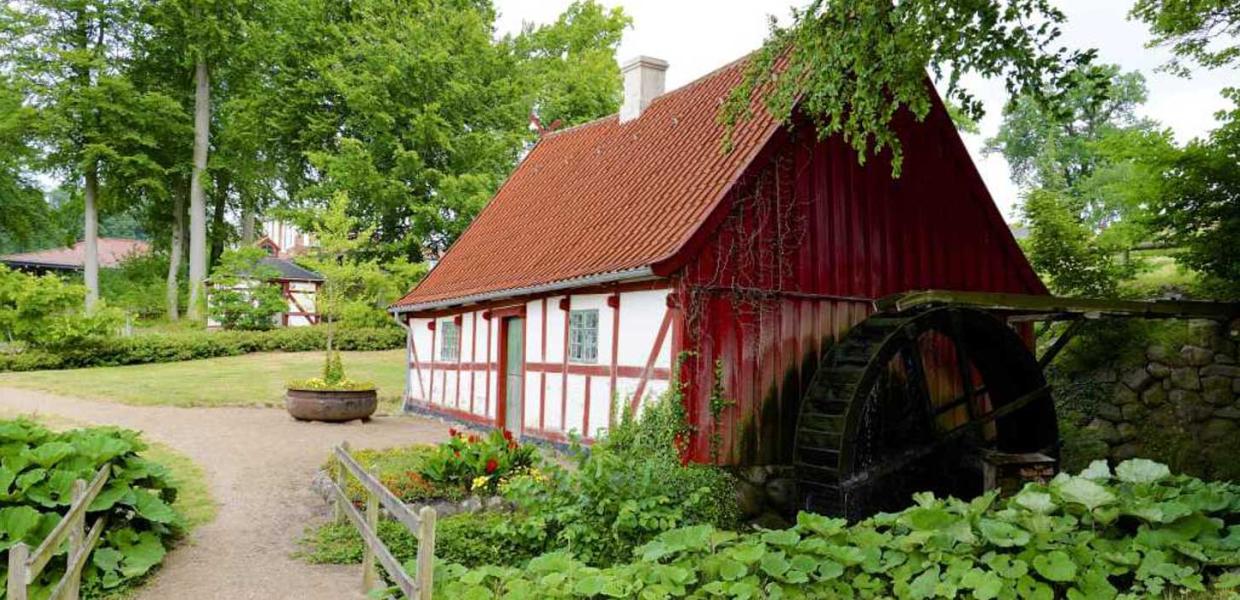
[0,350,408,411]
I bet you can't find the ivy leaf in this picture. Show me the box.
[1032,550,1078,582]
[1115,459,1171,484]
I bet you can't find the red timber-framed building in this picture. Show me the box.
[390,55,1046,464]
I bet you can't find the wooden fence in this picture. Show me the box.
[328,442,437,599]
[7,464,111,600]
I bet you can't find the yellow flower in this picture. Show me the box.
[471,475,490,491]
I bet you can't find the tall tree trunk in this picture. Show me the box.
[166,187,185,320]
[240,195,256,244]
[209,172,229,268]
[83,163,100,312]
[187,61,210,321]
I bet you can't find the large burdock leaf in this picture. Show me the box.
[1032,550,1077,582]
[0,505,42,548]
[1080,460,1112,481]
[1115,459,1171,484]
[960,568,1003,600]
[1013,490,1057,514]
[978,518,1030,547]
[28,441,74,468]
[1055,476,1117,511]
[129,489,178,524]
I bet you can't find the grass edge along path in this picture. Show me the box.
[0,349,407,411]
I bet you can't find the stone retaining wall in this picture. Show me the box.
[1083,319,1239,471]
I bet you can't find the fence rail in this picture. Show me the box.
[328,442,436,599]
[7,464,111,600]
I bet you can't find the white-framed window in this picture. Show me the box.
[439,320,460,361]
[568,309,599,363]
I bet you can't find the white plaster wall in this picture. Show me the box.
[403,286,673,439]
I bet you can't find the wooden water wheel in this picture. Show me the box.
[793,306,1059,519]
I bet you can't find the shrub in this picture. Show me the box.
[0,326,405,372]
[0,419,183,596]
[0,349,64,372]
[0,265,121,349]
[494,389,739,567]
[432,459,1240,599]
[207,248,286,331]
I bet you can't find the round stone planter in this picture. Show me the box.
[286,388,377,422]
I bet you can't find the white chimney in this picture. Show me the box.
[619,56,668,123]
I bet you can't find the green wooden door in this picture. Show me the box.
[504,318,524,432]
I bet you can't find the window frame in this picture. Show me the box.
[439,319,460,362]
[567,309,600,364]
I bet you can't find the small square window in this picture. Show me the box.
[439,320,460,361]
[568,309,599,364]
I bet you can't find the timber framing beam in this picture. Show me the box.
[877,290,1240,323]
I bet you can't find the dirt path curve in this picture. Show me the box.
[0,387,451,600]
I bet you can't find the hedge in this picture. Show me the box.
[0,326,405,372]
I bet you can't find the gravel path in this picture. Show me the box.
[0,386,451,600]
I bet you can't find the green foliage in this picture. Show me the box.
[497,390,739,568]
[207,248,286,331]
[721,0,1096,174]
[988,64,1184,298]
[0,326,403,372]
[100,252,178,319]
[0,265,120,350]
[1153,89,1240,299]
[287,0,629,262]
[1131,0,1240,73]
[432,460,1240,599]
[300,512,535,569]
[294,192,427,330]
[421,429,538,495]
[333,445,463,505]
[0,419,182,596]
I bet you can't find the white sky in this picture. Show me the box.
[495,0,1239,220]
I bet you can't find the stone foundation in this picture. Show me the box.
[1082,319,1240,469]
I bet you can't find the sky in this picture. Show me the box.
[494,0,1238,221]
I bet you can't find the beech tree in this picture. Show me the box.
[4,0,179,310]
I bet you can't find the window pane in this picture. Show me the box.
[440,321,459,361]
[568,309,598,363]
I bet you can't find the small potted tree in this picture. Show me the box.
[285,192,378,422]
[286,349,377,421]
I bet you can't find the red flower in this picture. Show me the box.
[448,428,459,437]
[453,450,460,458]
[508,441,517,450]
[502,429,514,442]
[485,458,498,474]
[468,434,480,444]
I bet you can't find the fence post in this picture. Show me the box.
[415,506,436,600]
[334,441,349,524]
[65,479,86,600]
[361,465,379,594]
[7,542,28,600]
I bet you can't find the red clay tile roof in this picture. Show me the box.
[1,238,151,270]
[394,58,779,310]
